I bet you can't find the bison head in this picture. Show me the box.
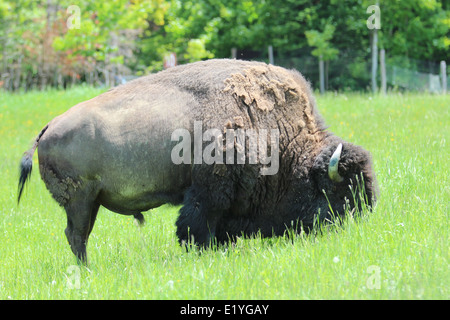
[306,140,377,227]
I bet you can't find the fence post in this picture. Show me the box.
[268,45,274,65]
[371,29,378,93]
[319,56,325,94]
[428,73,433,92]
[440,61,447,94]
[231,48,237,59]
[392,66,396,86]
[380,49,386,95]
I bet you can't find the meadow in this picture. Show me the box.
[0,87,448,299]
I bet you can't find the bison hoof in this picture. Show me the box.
[134,213,145,226]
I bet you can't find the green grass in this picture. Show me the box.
[0,87,448,299]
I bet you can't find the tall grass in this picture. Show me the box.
[0,88,448,299]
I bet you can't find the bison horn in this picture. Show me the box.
[328,143,344,183]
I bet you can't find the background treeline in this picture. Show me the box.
[0,0,448,91]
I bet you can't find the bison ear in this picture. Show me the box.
[328,143,344,183]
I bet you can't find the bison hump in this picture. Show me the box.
[223,64,301,112]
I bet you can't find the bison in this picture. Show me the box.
[18,59,376,262]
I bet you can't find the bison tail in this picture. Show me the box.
[18,124,49,204]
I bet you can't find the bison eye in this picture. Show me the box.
[328,143,343,183]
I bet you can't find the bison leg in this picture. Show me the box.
[134,213,145,226]
[176,185,224,249]
[64,198,100,264]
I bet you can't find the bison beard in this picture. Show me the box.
[18,59,377,262]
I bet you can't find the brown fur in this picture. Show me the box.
[18,59,377,261]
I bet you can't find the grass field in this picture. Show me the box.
[0,87,448,300]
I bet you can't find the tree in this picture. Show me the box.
[52,0,158,86]
[1,0,448,91]
[0,0,46,90]
[305,24,339,94]
[377,0,449,63]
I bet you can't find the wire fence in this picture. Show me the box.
[234,47,448,93]
[388,65,442,93]
[1,44,447,93]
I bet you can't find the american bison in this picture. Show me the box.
[18,59,376,262]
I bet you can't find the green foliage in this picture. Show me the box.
[305,24,339,61]
[52,0,154,62]
[376,0,449,61]
[184,39,214,62]
[0,0,448,90]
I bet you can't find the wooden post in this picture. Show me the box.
[268,45,274,65]
[371,29,378,93]
[319,55,325,94]
[104,67,109,88]
[231,48,237,59]
[380,49,386,95]
[13,55,22,91]
[392,66,396,86]
[440,61,447,94]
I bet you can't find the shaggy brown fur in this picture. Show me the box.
[18,59,377,261]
